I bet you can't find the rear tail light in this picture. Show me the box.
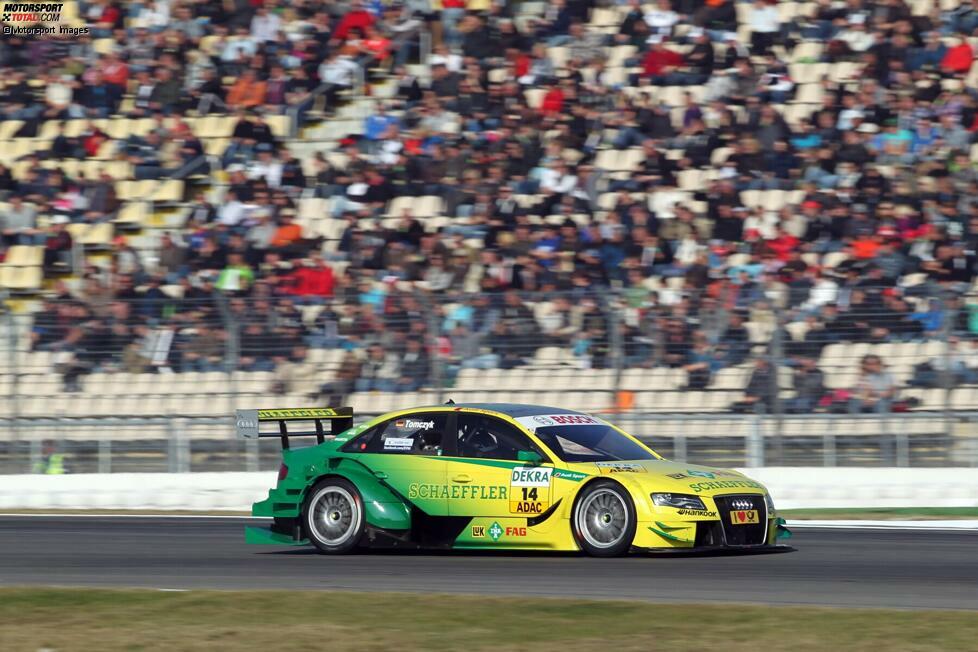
[278,464,289,481]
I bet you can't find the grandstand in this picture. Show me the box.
[1,0,978,469]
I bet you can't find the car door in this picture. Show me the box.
[446,413,554,518]
[350,411,454,516]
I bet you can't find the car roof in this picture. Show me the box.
[415,403,588,418]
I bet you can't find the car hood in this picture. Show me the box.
[569,459,768,497]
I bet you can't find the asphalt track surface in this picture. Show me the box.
[1,516,976,610]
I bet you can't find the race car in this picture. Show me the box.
[237,403,790,556]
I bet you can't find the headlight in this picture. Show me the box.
[651,493,707,510]
[765,493,776,513]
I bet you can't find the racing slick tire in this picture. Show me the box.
[302,477,365,554]
[571,480,637,557]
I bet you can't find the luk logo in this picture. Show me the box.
[471,525,486,538]
[488,521,503,542]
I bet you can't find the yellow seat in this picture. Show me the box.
[114,202,149,226]
[150,179,184,202]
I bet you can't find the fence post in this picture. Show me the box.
[167,418,178,473]
[174,417,190,473]
[608,294,623,412]
[4,305,22,470]
[419,289,444,404]
[29,438,41,474]
[941,289,957,449]
[216,292,243,468]
[746,412,764,467]
[769,296,785,466]
[822,425,836,467]
[895,424,909,467]
[674,430,687,463]
[98,438,111,474]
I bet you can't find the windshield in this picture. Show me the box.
[534,425,657,462]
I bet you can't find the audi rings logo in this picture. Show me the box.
[236,418,258,430]
[731,499,754,510]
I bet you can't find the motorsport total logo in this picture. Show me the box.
[1,3,89,37]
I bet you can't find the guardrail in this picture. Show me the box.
[3,466,977,511]
[2,411,975,475]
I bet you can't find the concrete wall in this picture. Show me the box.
[1,468,977,512]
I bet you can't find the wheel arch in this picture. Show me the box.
[303,460,412,531]
[569,475,640,556]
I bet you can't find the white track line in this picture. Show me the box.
[789,519,978,531]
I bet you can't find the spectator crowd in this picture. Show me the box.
[2,0,978,411]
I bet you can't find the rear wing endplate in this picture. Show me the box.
[235,407,354,449]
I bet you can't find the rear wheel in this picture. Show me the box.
[572,480,636,557]
[303,478,365,554]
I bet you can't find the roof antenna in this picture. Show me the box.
[445,398,455,405]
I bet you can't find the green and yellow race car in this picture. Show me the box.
[237,403,790,557]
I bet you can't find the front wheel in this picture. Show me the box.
[303,478,365,554]
[572,480,636,557]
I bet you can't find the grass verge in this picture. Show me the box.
[781,507,978,520]
[1,588,976,652]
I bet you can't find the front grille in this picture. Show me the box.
[714,495,768,546]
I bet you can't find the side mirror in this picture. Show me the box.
[517,450,544,464]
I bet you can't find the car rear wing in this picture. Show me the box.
[235,407,354,449]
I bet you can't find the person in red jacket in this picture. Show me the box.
[284,252,335,304]
[332,0,375,42]
[940,39,974,76]
[539,81,564,115]
[641,36,685,84]
[765,226,799,262]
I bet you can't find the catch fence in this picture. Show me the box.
[1,283,976,471]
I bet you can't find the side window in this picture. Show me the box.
[456,414,542,461]
[349,412,448,455]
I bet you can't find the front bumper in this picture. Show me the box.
[637,516,791,550]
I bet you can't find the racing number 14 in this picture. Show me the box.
[510,487,548,514]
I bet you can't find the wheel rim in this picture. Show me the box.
[577,488,628,549]
[309,486,360,546]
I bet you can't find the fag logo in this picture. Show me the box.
[488,521,503,542]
